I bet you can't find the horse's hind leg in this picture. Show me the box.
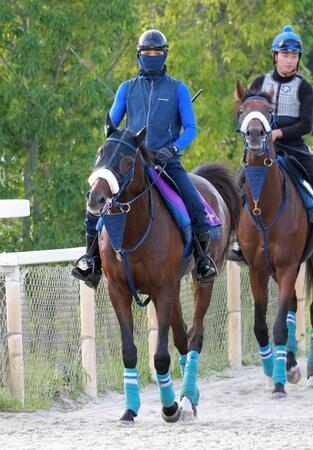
[286,291,301,384]
[180,280,214,420]
[307,302,313,387]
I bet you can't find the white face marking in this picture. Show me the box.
[88,168,119,195]
[240,111,271,134]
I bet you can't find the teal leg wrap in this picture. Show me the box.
[286,311,298,354]
[156,371,176,408]
[124,368,140,415]
[307,329,313,376]
[180,350,200,406]
[273,346,287,385]
[179,354,187,378]
[258,342,273,377]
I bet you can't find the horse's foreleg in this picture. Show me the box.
[154,287,180,423]
[286,291,301,384]
[170,282,188,378]
[108,283,139,423]
[272,268,299,397]
[180,282,214,419]
[307,302,313,387]
[250,269,273,380]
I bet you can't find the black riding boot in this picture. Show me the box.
[194,231,218,283]
[72,234,102,289]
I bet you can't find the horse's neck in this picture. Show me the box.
[118,169,150,244]
[246,154,283,217]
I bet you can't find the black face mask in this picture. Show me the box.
[138,54,166,74]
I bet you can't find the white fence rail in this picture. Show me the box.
[0,248,307,407]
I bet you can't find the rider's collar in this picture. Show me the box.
[273,68,297,83]
[139,66,167,78]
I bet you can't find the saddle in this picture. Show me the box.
[277,152,313,262]
[146,167,222,257]
[277,152,313,220]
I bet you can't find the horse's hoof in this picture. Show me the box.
[271,383,287,399]
[161,401,181,423]
[180,396,196,422]
[307,376,313,388]
[287,364,301,384]
[119,409,136,424]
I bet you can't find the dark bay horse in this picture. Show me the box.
[87,116,240,422]
[236,81,313,397]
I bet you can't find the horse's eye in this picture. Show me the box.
[239,109,243,115]
[268,108,273,114]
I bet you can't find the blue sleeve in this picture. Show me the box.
[173,82,197,151]
[109,81,128,127]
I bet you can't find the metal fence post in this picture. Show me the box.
[5,265,25,405]
[80,281,97,397]
[227,261,242,369]
[295,263,306,355]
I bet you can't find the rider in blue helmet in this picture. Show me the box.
[229,25,313,263]
[271,24,303,54]
[72,29,218,288]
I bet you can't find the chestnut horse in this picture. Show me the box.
[236,81,313,397]
[87,116,240,422]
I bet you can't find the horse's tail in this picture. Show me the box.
[305,255,313,299]
[192,163,241,246]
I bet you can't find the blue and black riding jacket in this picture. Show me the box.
[109,71,197,155]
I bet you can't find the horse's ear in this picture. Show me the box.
[104,114,117,138]
[134,126,147,148]
[236,80,245,101]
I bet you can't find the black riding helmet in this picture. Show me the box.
[137,29,169,52]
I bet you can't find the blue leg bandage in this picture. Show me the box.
[273,345,287,385]
[307,328,313,376]
[124,368,140,415]
[179,354,187,378]
[156,372,176,408]
[180,350,200,406]
[258,342,273,377]
[286,311,297,355]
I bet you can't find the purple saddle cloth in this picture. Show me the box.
[148,168,222,246]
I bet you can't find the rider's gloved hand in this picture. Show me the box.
[155,145,179,166]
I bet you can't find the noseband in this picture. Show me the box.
[239,97,275,166]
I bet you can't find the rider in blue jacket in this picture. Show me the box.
[229,25,313,262]
[73,29,217,288]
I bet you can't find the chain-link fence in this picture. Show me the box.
[21,265,81,406]
[1,259,310,409]
[0,273,9,403]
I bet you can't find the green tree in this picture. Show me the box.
[0,0,137,251]
[135,0,311,169]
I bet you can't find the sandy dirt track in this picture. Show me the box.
[1,359,313,450]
